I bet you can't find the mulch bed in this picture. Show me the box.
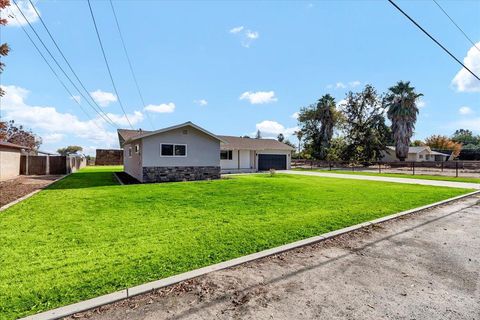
[0,175,62,208]
[115,171,141,185]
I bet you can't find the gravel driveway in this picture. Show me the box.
[70,194,480,320]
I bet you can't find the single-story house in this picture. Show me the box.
[117,122,294,183]
[381,146,450,162]
[0,141,29,180]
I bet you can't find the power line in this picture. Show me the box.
[12,0,119,129]
[387,0,480,81]
[27,0,122,129]
[11,13,105,131]
[87,0,133,129]
[109,0,155,130]
[432,0,480,53]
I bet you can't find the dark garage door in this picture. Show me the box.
[258,154,287,171]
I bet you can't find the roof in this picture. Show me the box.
[117,129,150,148]
[0,141,30,150]
[430,150,450,156]
[219,135,295,151]
[386,146,430,154]
[120,122,226,145]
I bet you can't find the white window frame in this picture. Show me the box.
[135,144,140,154]
[128,147,132,158]
[160,143,187,157]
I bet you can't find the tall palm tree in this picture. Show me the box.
[295,130,303,153]
[385,81,423,161]
[316,94,336,160]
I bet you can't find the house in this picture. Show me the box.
[381,146,450,162]
[0,141,29,180]
[117,122,295,183]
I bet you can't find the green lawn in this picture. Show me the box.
[0,166,473,319]
[292,168,480,184]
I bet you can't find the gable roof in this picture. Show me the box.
[121,122,225,144]
[117,129,151,148]
[219,135,295,151]
[386,146,430,154]
[0,141,30,150]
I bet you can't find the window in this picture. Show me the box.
[128,147,132,158]
[135,144,140,154]
[220,150,233,160]
[419,154,423,159]
[161,144,187,157]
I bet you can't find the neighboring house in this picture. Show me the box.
[0,141,29,180]
[381,146,450,162]
[117,122,295,183]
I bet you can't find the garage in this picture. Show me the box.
[258,154,287,171]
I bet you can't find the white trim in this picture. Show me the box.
[134,144,140,154]
[160,143,187,157]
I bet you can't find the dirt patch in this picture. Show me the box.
[0,175,63,207]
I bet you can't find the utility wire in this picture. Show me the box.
[27,0,122,128]
[87,0,133,129]
[432,0,480,53]
[387,0,480,81]
[12,13,105,131]
[109,0,154,130]
[12,0,119,128]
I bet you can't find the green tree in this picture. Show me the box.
[277,133,285,142]
[57,145,83,156]
[452,129,479,146]
[298,94,338,160]
[342,85,390,163]
[294,130,303,153]
[385,81,423,161]
[255,130,262,139]
[0,120,42,150]
[0,0,11,97]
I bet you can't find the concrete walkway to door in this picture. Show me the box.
[283,170,480,190]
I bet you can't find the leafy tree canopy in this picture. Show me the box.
[0,120,42,150]
[57,145,83,156]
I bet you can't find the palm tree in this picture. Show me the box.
[316,94,336,160]
[385,81,423,161]
[294,130,303,153]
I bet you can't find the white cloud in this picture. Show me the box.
[417,99,426,109]
[291,112,299,119]
[451,118,480,133]
[106,111,143,126]
[5,0,40,27]
[0,85,143,148]
[254,120,298,138]
[459,106,473,115]
[229,26,259,48]
[194,99,208,106]
[349,80,361,87]
[229,26,244,34]
[42,133,64,144]
[70,95,81,103]
[240,91,277,104]
[452,42,480,92]
[144,103,175,113]
[90,90,117,107]
[326,81,362,90]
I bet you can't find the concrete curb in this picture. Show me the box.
[113,172,124,185]
[0,174,69,212]
[19,190,480,320]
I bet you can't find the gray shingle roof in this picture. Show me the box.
[218,135,295,151]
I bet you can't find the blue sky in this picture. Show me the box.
[1,0,479,155]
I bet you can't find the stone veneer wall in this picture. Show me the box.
[142,166,221,183]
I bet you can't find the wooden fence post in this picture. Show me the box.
[412,162,415,175]
[456,161,459,178]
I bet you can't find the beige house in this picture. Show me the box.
[117,122,295,183]
[0,141,28,180]
[381,146,450,162]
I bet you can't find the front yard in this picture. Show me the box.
[0,166,473,319]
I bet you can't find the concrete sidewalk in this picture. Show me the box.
[69,194,480,320]
[283,170,480,189]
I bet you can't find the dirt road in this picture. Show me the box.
[71,194,480,320]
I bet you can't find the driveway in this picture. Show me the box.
[71,194,480,320]
[284,169,480,189]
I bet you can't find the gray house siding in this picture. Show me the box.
[123,141,143,182]
[140,126,220,182]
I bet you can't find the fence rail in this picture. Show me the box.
[291,159,480,178]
